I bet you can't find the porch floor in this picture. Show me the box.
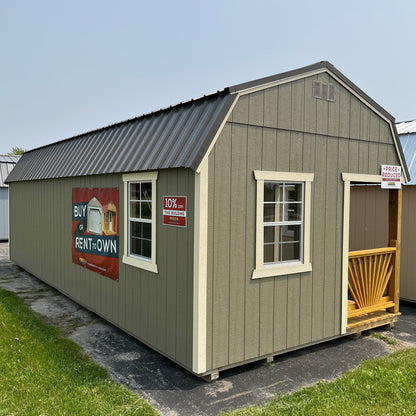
[347,310,401,335]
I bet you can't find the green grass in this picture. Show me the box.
[3,285,416,416]
[371,331,398,345]
[0,288,158,416]
[221,348,416,416]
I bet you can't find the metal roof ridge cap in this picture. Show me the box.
[228,61,330,94]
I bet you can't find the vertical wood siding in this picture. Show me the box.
[349,186,389,251]
[206,72,401,371]
[9,169,195,370]
[401,188,416,302]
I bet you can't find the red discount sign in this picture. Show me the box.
[163,196,187,227]
[381,165,401,189]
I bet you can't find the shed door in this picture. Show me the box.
[88,208,102,234]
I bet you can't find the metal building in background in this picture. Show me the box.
[0,155,20,240]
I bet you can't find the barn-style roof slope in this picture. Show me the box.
[0,155,20,187]
[6,61,409,183]
[397,120,416,185]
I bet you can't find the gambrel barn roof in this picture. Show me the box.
[397,120,416,185]
[6,61,409,183]
[0,155,20,187]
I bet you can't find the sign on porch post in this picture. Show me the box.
[381,165,401,189]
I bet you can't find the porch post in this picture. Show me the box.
[388,188,402,314]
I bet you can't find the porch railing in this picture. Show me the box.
[348,245,397,318]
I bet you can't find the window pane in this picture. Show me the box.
[130,183,140,200]
[264,225,279,244]
[141,201,152,219]
[281,242,300,261]
[131,221,142,238]
[286,202,302,221]
[264,182,283,202]
[130,237,140,256]
[142,239,151,259]
[142,222,151,240]
[130,202,141,219]
[264,203,283,222]
[280,225,300,243]
[141,182,152,200]
[264,243,280,263]
[285,184,302,202]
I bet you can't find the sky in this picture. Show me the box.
[1,0,416,154]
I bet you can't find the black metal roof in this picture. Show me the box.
[6,61,409,183]
[7,92,236,182]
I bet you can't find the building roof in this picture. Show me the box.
[397,120,416,134]
[7,92,235,183]
[6,61,409,183]
[0,155,20,187]
[398,122,416,185]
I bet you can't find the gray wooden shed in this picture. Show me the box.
[6,62,409,379]
[0,155,20,240]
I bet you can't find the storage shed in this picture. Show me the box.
[0,155,20,240]
[6,61,409,380]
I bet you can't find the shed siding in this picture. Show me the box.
[0,188,8,240]
[9,169,194,370]
[401,188,416,302]
[206,73,400,371]
[349,186,389,252]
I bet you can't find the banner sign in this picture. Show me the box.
[72,188,119,280]
[381,165,401,189]
[163,196,187,227]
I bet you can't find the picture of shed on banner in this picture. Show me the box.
[72,187,119,280]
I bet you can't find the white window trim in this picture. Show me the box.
[122,171,158,274]
[252,170,314,279]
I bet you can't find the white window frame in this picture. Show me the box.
[122,171,158,274]
[252,171,314,279]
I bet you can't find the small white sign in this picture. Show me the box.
[381,165,401,189]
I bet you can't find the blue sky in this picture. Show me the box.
[1,0,415,154]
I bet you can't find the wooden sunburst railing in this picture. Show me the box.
[348,246,397,318]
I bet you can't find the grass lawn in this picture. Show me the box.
[2,284,416,416]
[0,288,158,416]
[222,346,416,416]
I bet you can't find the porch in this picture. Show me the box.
[346,188,402,335]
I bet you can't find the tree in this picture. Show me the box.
[7,147,26,155]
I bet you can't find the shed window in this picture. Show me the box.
[129,182,152,259]
[122,171,158,274]
[263,182,303,263]
[253,171,313,279]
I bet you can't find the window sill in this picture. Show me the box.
[122,255,158,274]
[252,262,312,279]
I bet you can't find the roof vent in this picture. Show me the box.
[313,81,336,102]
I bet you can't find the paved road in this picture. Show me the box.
[1,242,415,416]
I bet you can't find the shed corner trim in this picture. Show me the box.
[192,161,209,374]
